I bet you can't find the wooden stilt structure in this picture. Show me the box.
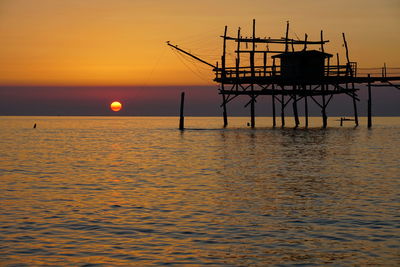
[168,20,400,128]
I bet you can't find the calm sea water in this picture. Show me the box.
[0,116,399,266]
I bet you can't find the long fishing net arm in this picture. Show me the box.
[166,41,216,69]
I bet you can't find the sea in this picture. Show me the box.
[0,116,399,266]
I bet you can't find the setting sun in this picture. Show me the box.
[110,101,122,112]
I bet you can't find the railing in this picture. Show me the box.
[215,66,281,79]
[214,63,358,80]
[214,62,400,82]
[357,67,400,77]
[326,62,357,77]
[213,62,400,80]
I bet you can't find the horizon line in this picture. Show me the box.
[0,84,218,88]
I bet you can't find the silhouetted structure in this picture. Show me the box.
[179,92,185,130]
[168,20,400,128]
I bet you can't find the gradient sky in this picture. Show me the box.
[0,0,399,115]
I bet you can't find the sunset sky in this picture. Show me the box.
[0,0,399,115]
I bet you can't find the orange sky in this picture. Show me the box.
[0,0,399,86]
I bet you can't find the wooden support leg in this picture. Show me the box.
[322,85,327,128]
[223,107,228,128]
[352,83,359,127]
[304,95,309,128]
[281,94,285,127]
[222,93,228,127]
[322,103,327,128]
[293,94,299,128]
[352,93,359,127]
[250,96,255,128]
[272,85,276,127]
[272,94,276,128]
[179,92,185,130]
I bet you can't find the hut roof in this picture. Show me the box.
[272,50,333,59]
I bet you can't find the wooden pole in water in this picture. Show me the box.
[322,84,327,128]
[272,84,276,127]
[250,96,255,128]
[304,85,309,127]
[367,74,372,128]
[179,92,185,130]
[304,97,309,127]
[281,93,285,127]
[293,86,299,128]
[352,83,359,127]
[222,94,228,127]
[293,96,299,128]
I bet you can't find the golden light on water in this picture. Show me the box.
[0,117,399,265]
[110,101,122,112]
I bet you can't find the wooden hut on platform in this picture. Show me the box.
[272,50,332,82]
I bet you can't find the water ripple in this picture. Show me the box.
[0,117,399,265]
